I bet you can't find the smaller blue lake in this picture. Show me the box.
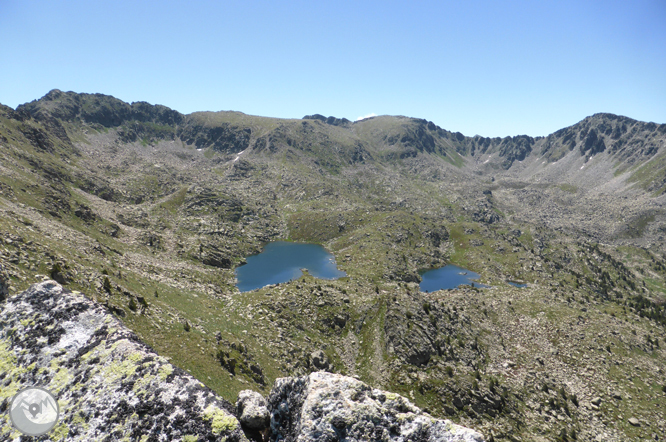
[235,241,346,292]
[419,264,488,292]
[508,281,527,288]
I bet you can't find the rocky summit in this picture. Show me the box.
[0,90,665,440]
[1,281,482,441]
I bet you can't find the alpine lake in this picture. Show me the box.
[236,241,499,293]
[235,241,346,292]
[418,264,489,292]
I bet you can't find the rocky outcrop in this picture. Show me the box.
[267,372,484,442]
[466,201,501,225]
[197,241,233,269]
[0,281,247,441]
[18,89,184,128]
[302,114,352,127]
[0,263,8,302]
[540,112,665,162]
[178,121,252,153]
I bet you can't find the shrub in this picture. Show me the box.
[49,262,62,279]
[103,276,112,293]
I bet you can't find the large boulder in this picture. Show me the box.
[310,350,331,371]
[268,372,484,442]
[0,281,247,441]
[236,390,270,441]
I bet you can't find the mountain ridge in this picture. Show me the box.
[14,90,666,173]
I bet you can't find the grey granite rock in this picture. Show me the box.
[0,281,247,441]
[237,390,270,430]
[268,371,484,442]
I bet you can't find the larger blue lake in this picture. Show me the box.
[235,241,346,292]
[419,264,487,292]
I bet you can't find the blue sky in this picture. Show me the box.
[1,0,664,137]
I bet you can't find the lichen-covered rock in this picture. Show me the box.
[268,372,484,442]
[0,280,248,441]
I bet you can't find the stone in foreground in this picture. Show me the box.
[237,390,270,430]
[0,281,247,441]
[268,371,484,442]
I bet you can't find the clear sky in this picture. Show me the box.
[1,0,664,137]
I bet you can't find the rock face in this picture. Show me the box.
[0,281,247,442]
[268,372,484,442]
